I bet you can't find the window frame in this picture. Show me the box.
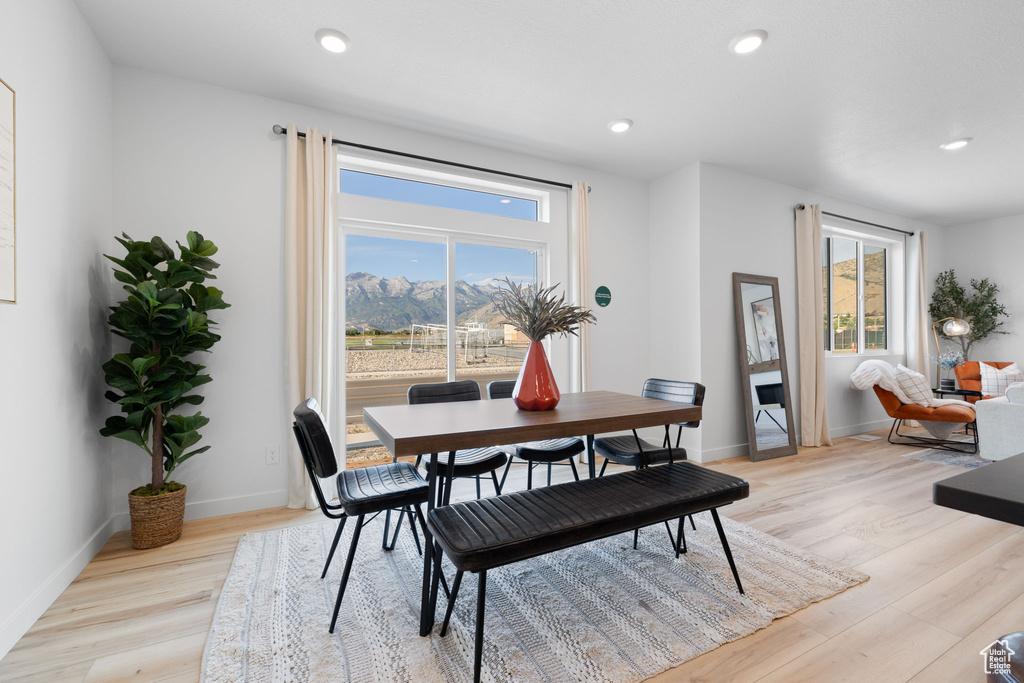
[339,154,551,222]
[822,224,904,358]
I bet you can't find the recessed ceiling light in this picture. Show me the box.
[608,119,633,133]
[729,29,768,54]
[940,137,972,150]
[315,28,349,54]
[500,199,511,203]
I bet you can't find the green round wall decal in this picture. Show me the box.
[595,286,612,307]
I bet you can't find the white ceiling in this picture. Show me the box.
[75,0,1024,226]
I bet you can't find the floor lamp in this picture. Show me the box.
[932,317,971,390]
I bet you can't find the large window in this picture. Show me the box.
[822,229,899,354]
[338,156,567,451]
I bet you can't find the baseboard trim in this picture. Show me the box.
[112,489,290,532]
[0,516,116,660]
[830,419,891,439]
[695,444,750,463]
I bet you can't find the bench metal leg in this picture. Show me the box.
[440,569,464,637]
[490,470,502,496]
[330,513,364,633]
[527,462,534,490]
[474,570,487,683]
[690,514,696,530]
[321,517,347,579]
[633,528,639,550]
[710,508,744,594]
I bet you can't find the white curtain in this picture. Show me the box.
[795,204,833,447]
[285,126,340,509]
[571,182,592,392]
[906,231,930,378]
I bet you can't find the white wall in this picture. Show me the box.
[0,0,113,658]
[110,66,651,523]
[650,162,945,462]
[648,163,701,454]
[939,213,1023,362]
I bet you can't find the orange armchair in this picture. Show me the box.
[873,386,978,453]
[954,361,1014,403]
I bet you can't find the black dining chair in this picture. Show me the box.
[292,398,430,633]
[595,379,706,475]
[408,380,508,503]
[593,379,706,551]
[487,380,584,490]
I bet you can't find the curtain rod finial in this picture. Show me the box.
[272,124,286,135]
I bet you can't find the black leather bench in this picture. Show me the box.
[426,461,750,682]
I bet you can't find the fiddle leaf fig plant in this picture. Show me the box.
[100,232,230,493]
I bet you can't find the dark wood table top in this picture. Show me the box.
[363,390,702,457]
[933,452,1024,526]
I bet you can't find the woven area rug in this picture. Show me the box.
[903,448,993,469]
[201,515,867,682]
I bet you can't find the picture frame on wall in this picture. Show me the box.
[0,76,15,303]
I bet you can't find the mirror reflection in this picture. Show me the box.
[750,371,787,449]
[741,283,779,365]
[733,274,797,459]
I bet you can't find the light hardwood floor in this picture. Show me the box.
[1,432,1020,682]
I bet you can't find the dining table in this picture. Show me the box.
[362,389,703,636]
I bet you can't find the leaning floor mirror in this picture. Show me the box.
[732,273,798,461]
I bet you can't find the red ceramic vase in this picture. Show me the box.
[513,341,560,410]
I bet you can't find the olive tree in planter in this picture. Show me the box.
[100,232,229,549]
[929,269,1007,360]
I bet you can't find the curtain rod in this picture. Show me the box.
[272,125,574,190]
[796,204,914,237]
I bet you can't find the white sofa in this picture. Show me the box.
[976,382,1024,461]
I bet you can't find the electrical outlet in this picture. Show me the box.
[266,445,280,465]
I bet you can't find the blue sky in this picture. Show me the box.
[341,170,538,284]
[341,170,537,220]
[346,234,537,284]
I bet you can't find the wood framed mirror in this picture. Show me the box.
[732,273,797,461]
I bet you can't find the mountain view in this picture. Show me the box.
[345,272,506,331]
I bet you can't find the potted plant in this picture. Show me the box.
[937,350,964,391]
[100,232,229,549]
[929,269,1008,360]
[491,278,595,410]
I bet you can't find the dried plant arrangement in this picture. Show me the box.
[491,277,595,342]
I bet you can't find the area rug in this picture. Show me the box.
[903,448,993,469]
[201,515,868,682]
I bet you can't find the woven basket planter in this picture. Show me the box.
[128,485,187,549]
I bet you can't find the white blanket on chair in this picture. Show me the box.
[849,359,973,439]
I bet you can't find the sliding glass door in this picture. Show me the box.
[344,230,543,445]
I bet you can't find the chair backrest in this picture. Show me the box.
[408,379,481,405]
[872,385,904,418]
[754,382,785,408]
[641,378,706,428]
[486,380,515,400]
[956,361,1015,402]
[292,398,343,518]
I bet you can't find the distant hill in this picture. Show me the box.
[346,272,505,331]
[830,248,886,317]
